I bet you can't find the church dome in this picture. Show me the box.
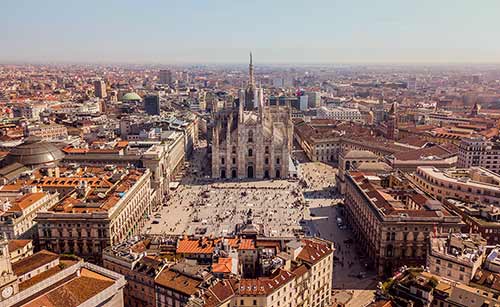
[4,137,64,167]
[121,92,142,102]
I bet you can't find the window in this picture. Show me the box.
[253,300,257,305]
[248,130,253,142]
[276,157,280,164]
[248,148,253,157]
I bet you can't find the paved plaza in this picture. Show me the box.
[145,179,306,237]
[142,144,377,306]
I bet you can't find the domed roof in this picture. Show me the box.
[121,92,142,102]
[4,137,64,167]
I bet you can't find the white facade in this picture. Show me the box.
[316,106,363,122]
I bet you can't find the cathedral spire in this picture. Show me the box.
[249,52,255,87]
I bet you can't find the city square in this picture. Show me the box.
[2,5,498,305]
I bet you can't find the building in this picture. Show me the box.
[145,94,161,116]
[427,233,486,283]
[386,144,457,173]
[407,76,417,91]
[336,150,379,194]
[33,166,153,262]
[1,138,65,169]
[7,239,33,263]
[0,189,59,239]
[316,106,363,122]
[63,136,185,206]
[15,103,47,120]
[103,238,167,307]
[385,269,500,307]
[159,69,174,85]
[457,136,500,174]
[155,262,212,307]
[412,166,500,205]
[344,170,462,276]
[103,234,334,307]
[293,119,342,163]
[305,91,321,108]
[94,79,107,98]
[444,198,500,245]
[0,237,126,306]
[27,124,68,141]
[211,55,293,179]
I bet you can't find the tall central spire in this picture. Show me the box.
[249,52,255,87]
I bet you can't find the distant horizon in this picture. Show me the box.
[3,1,500,64]
[3,59,500,67]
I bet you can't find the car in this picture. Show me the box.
[152,220,160,224]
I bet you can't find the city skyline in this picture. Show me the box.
[2,0,500,64]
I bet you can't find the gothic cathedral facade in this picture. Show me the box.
[211,54,293,179]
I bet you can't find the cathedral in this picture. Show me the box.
[211,54,293,179]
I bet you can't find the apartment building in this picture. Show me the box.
[0,189,59,239]
[0,237,126,307]
[413,166,500,205]
[103,235,334,307]
[457,136,500,173]
[427,233,486,283]
[444,198,500,245]
[33,166,153,262]
[27,124,68,141]
[344,171,462,276]
[316,106,363,122]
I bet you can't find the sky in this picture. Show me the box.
[2,0,500,64]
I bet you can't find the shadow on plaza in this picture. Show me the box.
[303,187,337,199]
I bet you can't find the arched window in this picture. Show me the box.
[248,148,253,157]
[248,130,253,143]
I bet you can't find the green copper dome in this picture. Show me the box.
[121,92,142,102]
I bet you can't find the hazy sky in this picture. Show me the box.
[2,0,500,64]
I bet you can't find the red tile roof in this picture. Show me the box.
[297,239,332,265]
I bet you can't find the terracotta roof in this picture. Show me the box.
[8,239,31,252]
[155,268,202,296]
[212,258,232,274]
[9,192,46,212]
[177,238,218,254]
[226,238,255,250]
[292,264,309,277]
[12,250,59,276]
[22,268,115,307]
[296,239,332,265]
[392,144,456,161]
[238,269,295,296]
[202,279,236,307]
[19,260,78,291]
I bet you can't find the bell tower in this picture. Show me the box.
[0,234,18,302]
